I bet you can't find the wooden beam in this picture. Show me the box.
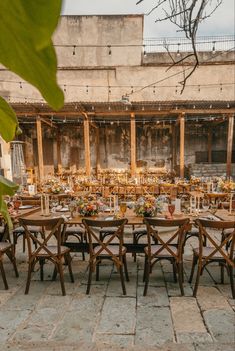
[226,114,234,178]
[96,127,100,176]
[40,117,57,128]
[208,128,212,163]
[130,113,136,177]
[16,108,235,117]
[56,128,62,174]
[83,116,91,176]
[172,124,177,171]
[179,113,185,179]
[36,117,44,181]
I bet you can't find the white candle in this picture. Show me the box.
[41,195,44,215]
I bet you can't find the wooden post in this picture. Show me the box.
[208,128,212,163]
[36,117,44,181]
[83,115,91,176]
[56,128,62,174]
[172,124,177,171]
[96,127,100,176]
[130,113,136,177]
[179,113,185,179]
[226,114,234,178]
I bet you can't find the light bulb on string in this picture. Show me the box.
[19,82,22,89]
[143,45,146,57]
[131,86,134,94]
[198,85,201,92]
[86,85,89,94]
[177,43,181,57]
[220,84,223,92]
[72,45,76,55]
[153,86,156,94]
[108,45,112,56]
[108,86,111,94]
[175,86,178,94]
[63,85,67,92]
[212,41,216,54]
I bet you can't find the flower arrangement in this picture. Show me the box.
[76,198,99,216]
[218,180,235,192]
[134,197,157,217]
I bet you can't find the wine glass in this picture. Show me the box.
[168,204,175,218]
[202,198,210,212]
[119,202,127,217]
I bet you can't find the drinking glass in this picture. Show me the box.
[13,198,21,213]
[119,202,127,217]
[168,204,175,218]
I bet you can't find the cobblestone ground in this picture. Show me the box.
[0,232,234,351]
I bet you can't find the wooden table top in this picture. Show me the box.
[19,208,234,226]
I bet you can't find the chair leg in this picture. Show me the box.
[228,266,235,299]
[220,263,224,284]
[39,258,44,281]
[96,261,100,281]
[143,260,150,296]
[6,248,19,277]
[172,261,178,283]
[123,255,129,282]
[25,261,34,294]
[189,254,198,283]
[193,263,201,297]
[133,233,137,262]
[143,255,147,282]
[57,262,66,296]
[86,264,93,295]
[66,253,74,283]
[23,233,26,253]
[178,262,184,296]
[81,234,85,261]
[0,259,8,290]
[119,266,126,295]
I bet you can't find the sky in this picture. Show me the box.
[62,0,234,37]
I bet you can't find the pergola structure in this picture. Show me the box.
[12,100,235,180]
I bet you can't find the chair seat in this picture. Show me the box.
[187,227,199,235]
[32,245,70,256]
[65,226,85,234]
[223,228,234,235]
[144,245,177,257]
[13,226,41,234]
[0,242,12,252]
[193,247,225,259]
[94,245,127,256]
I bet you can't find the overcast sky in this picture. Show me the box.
[62,0,234,37]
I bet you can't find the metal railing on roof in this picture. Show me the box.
[143,35,235,53]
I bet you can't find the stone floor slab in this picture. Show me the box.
[203,309,235,343]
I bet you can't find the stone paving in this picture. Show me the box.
[0,233,234,351]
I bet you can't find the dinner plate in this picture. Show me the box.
[19,205,33,209]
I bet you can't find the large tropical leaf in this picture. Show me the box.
[0,0,64,110]
[0,96,19,142]
[0,176,19,229]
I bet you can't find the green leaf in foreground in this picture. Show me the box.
[0,96,19,142]
[0,176,19,229]
[0,0,64,110]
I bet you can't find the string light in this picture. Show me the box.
[153,86,156,94]
[63,85,67,92]
[212,41,216,54]
[86,85,89,94]
[220,84,223,92]
[108,45,112,56]
[19,82,22,89]
[108,86,111,94]
[198,85,201,92]
[143,45,146,57]
[72,45,76,55]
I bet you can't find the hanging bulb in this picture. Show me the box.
[86,85,89,94]
[198,85,201,92]
[175,86,178,94]
[153,86,156,94]
[177,43,181,57]
[108,86,111,94]
[19,82,22,89]
[108,45,112,56]
[131,86,134,94]
[63,85,67,92]
[72,45,76,55]
[220,84,223,92]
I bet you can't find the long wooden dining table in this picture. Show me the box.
[19,207,234,255]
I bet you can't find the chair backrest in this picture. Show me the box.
[144,217,190,260]
[196,219,235,267]
[82,218,128,266]
[19,217,64,257]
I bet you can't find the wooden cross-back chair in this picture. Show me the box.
[143,217,190,296]
[189,219,235,298]
[19,217,74,296]
[82,218,129,295]
[0,221,19,289]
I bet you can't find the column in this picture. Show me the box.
[130,113,136,177]
[36,117,44,181]
[226,114,234,178]
[208,128,212,163]
[172,124,177,171]
[179,113,185,179]
[96,127,100,176]
[84,116,91,176]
